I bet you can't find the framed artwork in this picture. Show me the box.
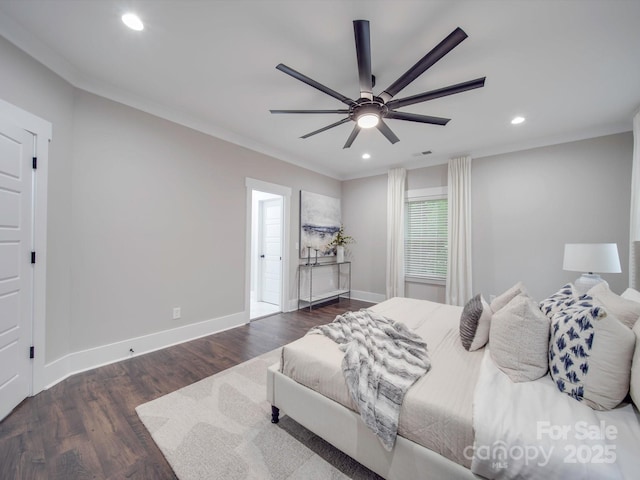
[299,191,341,258]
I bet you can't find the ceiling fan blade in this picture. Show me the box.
[300,117,352,139]
[376,120,400,144]
[379,27,468,103]
[276,64,356,107]
[353,20,373,100]
[343,125,361,149]
[385,111,450,125]
[270,109,350,114]
[386,77,486,110]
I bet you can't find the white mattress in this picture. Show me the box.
[281,297,484,468]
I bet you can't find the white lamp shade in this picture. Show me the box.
[563,243,621,273]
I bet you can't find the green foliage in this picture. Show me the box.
[328,225,354,247]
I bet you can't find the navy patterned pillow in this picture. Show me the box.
[539,284,579,320]
[548,295,635,410]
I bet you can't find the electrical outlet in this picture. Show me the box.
[172,307,181,320]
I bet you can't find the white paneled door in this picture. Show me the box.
[0,119,34,421]
[259,198,282,306]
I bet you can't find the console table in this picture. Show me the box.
[298,261,351,310]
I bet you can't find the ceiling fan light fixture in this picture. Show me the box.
[271,20,485,147]
[122,13,144,31]
[357,113,379,128]
[355,104,380,128]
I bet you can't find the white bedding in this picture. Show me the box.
[275,296,640,479]
[281,297,484,468]
[472,347,640,479]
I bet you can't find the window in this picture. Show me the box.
[405,193,448,284]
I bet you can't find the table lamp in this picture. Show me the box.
[563,243,621,294]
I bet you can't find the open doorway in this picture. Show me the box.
[245,178,291,322]
[250,190,283,319]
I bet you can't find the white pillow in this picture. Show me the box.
[549,296,635,410]
[490,294,550,382]
[622,287,640,304]
[588,282,640,329]
[490,281,527,313]
[459,294,492,351]
[631,320,640,409]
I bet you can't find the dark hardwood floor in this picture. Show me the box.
[0,298,372,480]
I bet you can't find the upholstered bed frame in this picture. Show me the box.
[266,363,480,479]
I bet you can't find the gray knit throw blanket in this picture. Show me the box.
[308,309,431,451]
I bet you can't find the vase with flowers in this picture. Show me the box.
[328,225,354,263]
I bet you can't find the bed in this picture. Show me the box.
[266,294,640,479]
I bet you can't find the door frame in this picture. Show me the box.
[245,178,291,322]
[0,98,51,395]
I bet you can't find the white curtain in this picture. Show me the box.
[630,110,640,288]
[446,156,473,306]
[386,167,406,298]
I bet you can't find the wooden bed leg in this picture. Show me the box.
[271,405,280,424]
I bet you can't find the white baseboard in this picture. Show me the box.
[43,311,247,390]
[350,290,386,304]
[42,292,386,390]
[286,299,298,312]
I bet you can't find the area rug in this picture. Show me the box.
[135,348,381,480]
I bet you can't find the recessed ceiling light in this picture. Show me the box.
[122,13,144,31]
[362,153,371,160]
[511,116,525,125]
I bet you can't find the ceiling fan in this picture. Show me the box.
[270,20,486,149]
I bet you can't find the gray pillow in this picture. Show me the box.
[490,294,550,382]
[460,294,492,351]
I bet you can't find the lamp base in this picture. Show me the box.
[574,273,608,295]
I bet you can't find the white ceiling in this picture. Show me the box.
[1,0,639,180]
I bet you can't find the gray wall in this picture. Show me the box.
[342,174,387,297]
[406,163,448,190]
[472,133,632,300]
[1,36,340,360]
[342,134,633,303]
[68,91,340,351]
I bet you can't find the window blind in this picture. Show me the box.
[405,198,448,282]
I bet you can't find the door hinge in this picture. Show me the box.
[32,157,37,169]
[30,346,35,359]
[31,251,36,264]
